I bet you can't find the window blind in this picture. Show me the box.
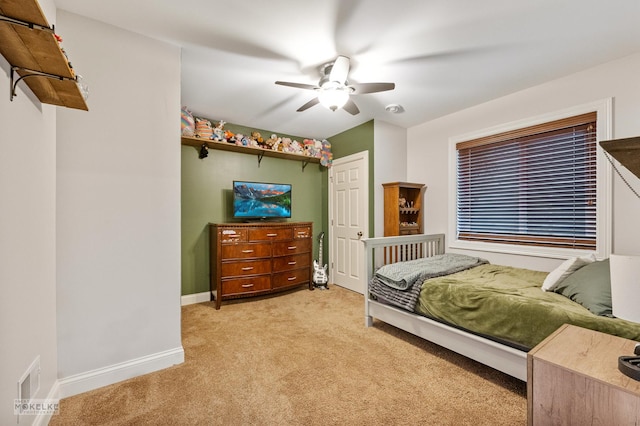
[456,113,597,249]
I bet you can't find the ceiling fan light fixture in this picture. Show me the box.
[318,83,349,111]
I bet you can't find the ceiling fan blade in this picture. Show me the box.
[275,81,319,91]
[297,97,320,112]
[349,82,395,94]
[329,56,350,83]
[342,98,360,115]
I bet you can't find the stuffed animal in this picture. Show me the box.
[320,139,333,167]
[212,120,226,141]
[303,139,314,156]
[250,131,264,147]
[264,134,280,150]
[181,107,195,137]
[194,117,213,139]
[280,137,292,152]
[290,139,303,154]
[314,140,323,158]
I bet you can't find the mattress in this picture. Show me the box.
[414,263,640,350]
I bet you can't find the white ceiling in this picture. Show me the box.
[55,0,640,140]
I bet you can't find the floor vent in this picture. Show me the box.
[18,355,41,403]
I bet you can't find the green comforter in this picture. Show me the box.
[415,263,640,350]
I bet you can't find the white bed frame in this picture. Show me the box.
[363,233,528,381]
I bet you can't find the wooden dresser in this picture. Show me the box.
[209,222,313,309]
[527,324,640,425]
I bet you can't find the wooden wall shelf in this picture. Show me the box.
[0,0,88,110]
[181,136,322,168]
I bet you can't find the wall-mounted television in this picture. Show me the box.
[232,180,292,220]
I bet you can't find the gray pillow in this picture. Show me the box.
[554,259,613,317]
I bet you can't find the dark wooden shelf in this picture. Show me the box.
[181,136,322,165]
[0,0,88,110]
[600,136,640,180]
[399,208,419,214]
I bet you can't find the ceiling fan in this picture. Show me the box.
[275,56,395,115]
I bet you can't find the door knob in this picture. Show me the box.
[357,231,363,238]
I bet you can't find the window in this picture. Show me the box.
[456,112,598,250]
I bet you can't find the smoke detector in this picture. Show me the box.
[385,104,404,113]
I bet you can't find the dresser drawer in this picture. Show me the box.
[273,238,311,256]
[221,259,271,277]
[249,227,293,241]
[293,226,312,239]
[221,276,271,296]
[221,243,271,260]
[272,268,310,289]
[218,228,247,243]
[272,253,310,272]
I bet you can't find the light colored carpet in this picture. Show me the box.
[50,286,526,425]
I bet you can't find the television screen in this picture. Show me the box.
[233,181,292,219]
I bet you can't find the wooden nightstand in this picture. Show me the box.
[527,324,640,425]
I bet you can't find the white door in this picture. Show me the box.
[329,151,368,294]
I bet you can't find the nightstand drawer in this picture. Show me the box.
[221,259,271,277]
[221,276,270,296]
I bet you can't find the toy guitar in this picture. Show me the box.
[313,231,328,288]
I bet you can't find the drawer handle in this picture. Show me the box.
[241,250,254,253]
[288,261,297,265]
[267,233,278,237]
[241,267,254,271]
[288,246,297,250]
[241,284,254,288]
[287,276,297,281]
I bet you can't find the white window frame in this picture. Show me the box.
[448,99,612,260]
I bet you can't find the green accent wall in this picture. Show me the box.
[181,120,375,296]
[181,127,327,296]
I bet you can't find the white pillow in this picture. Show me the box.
[541,254,596,292]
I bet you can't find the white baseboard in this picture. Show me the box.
[31,380,60,426]
[57,346,184,398]
[181,291,211,306]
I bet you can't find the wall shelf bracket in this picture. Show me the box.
[10,66,77,102]
[301,160,309,172]
[257,151,264,167]
[0,14,55,33]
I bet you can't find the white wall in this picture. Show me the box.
[55,11,183,395]
[373,120,407,236]
[407,53,640,271]
[0,1,60,424]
